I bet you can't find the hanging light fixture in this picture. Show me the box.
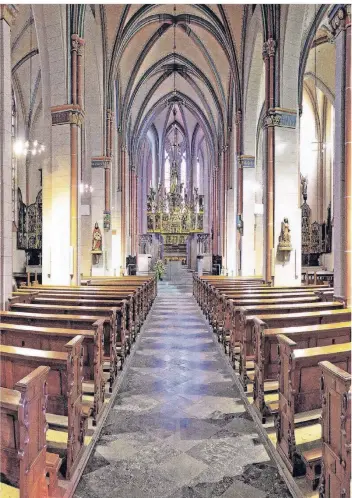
[13,10,45,158]
[79,183,94,194]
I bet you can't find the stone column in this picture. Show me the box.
[226,133,236,275]
[329,5,351,304]
[221,145,228,266]
[263,39,276,284]
[240,155,256,276]
[212,169,218,255]
[43,34,84,285]
[121,145,127,262]
[235,110,243,275]
[0,5,17,308]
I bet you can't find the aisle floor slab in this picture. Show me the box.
[74,278,292,498]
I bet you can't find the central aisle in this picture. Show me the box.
[75,276,291,498]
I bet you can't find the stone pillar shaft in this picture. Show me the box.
[330,5,351,304]
[263,39,276,284]
[235,111,242,274]
[121,146,126,260]
[345,14,351,305]
[0,7,16,308]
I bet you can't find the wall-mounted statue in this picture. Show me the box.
[300,174,308,202]
[92,222,102,252]
[278,217,292,250]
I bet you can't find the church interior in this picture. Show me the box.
[0,3,351,498]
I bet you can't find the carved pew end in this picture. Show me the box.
[46,452,64,497]
[301,448,322,489]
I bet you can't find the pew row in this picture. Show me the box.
[236,301,344,389]
[0,366,52,498]
[318,361,351,498]
[0,321,104,425]
[275,337,351,480]
[8,303,124,389]
[0,337,89,479]
[251,318,351,423]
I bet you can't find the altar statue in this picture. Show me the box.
[92,222,102,251]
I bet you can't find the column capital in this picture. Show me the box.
[238,155,255,169]
[262,38,276,60]
[263,107,297,129]
[77,39,85,57]
[328,4,351,36]
[91,156,111,169]
[0,4,18,26]
[51,104,84,126]
[71,34,80,52]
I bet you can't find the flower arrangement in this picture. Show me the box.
[154,259,165,280]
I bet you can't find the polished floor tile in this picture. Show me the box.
[75,275,291,498]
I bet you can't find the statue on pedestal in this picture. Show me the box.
[278,217,292,252]
[92,222,102,252]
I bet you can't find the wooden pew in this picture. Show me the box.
[252,318,351,422]
[0,337,89,479]
[319,361,351,498]
[213,291,321,341]
[8,303,122,390]
[29,294,137,346]
[275,337,351,479]
[0,366,51,498]
[17,282,150,334]
[204,284,328,321]
[13,288,139,342]
[0,320,104,425]
[236,301,344,389]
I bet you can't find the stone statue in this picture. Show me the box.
[278,217,292,250]
[92,222,102,251]
[300,174,308,201]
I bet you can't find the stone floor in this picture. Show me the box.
[75,275,292,498]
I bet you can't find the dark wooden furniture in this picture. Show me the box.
[0,366,50,498]
[0,337,89,479]
[276,337,351,478]
[319,361,351,498]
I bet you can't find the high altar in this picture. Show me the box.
[146,126,205,263]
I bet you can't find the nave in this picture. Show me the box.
[75,276,291,498]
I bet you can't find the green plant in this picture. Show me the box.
[154,259,165,280]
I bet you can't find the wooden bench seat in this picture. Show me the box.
[252,317,351,422]
[9,303,124,388]
[30,291,141,339]
[275,337,351,479]
[0,366,51,498]
[213,293,320,343]
[0,338,89,479]
[1,309,119,374]
[0,321,104,425]
[30,295,138,345]
[203,284,328,322]
[318,361,351,497]
[236,301,344,388]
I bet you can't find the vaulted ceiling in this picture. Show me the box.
[105,4,244,164]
